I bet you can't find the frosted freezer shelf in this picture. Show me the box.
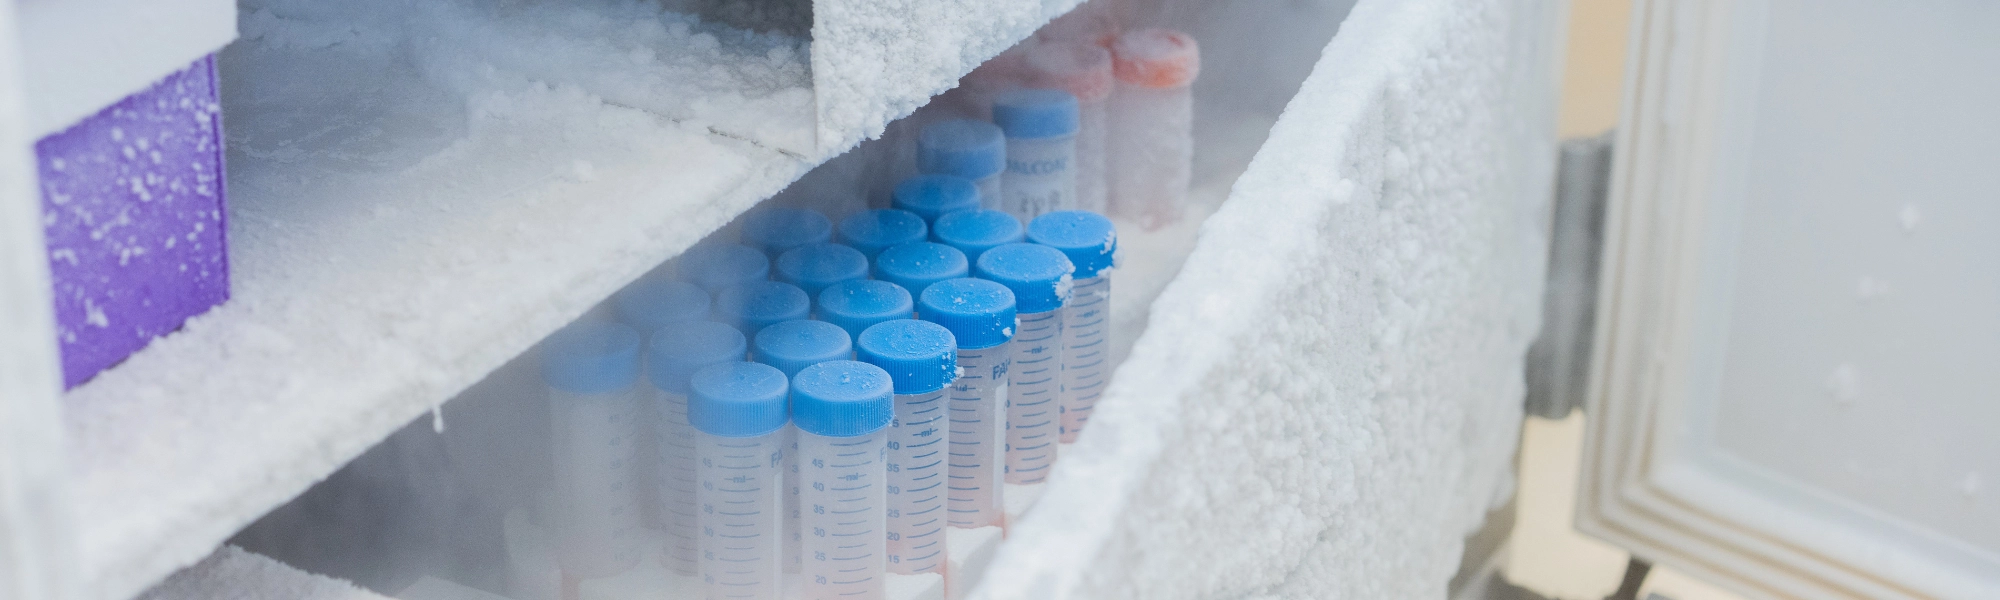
[59,4,832,600]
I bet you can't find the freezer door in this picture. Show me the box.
[1581,1,2000,598]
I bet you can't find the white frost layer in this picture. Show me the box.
[810,0,1083,152]
[135,546,387,600]
[239,0,815,154]
[971,0,1561,598]
[62,2,851,599]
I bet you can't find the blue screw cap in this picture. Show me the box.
[540,321,643,394]
[838,209,930,259]
[917,119,1005,181]
[741,208,833,258]
[753,319,854,379]
[714,280,810,336]
[687,361,790,437]
[993,88,1080,139]
[1027,210,1117,279]
[855,319,958,394]
[872,242,969,300]
[931,209,1025,263]
[646,320,747,395]
[973,243,1074,313]
[817,279,914,341]
[677,244,769,294]
[917,278,1017,350]
[790,361,894,437]
[614,277,711,335]
[775,242,870,298]
[892,175,983,223]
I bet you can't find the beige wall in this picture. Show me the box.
[1558,0,1631,138]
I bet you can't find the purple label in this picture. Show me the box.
[36,55,228,389]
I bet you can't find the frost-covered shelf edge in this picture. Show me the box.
[59,0,1061,597]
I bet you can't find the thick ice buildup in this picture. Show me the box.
[1108,28,1199,231]
[241,0,815,153]
[972,0,1561,597]
[136,546,383,600]
[37,56,228,389]
[808,0,1047,152]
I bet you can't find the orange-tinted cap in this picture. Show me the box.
[1025,41,1114,104]
[1111,28,1199,89]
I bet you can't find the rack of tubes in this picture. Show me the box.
[517,15,1190,600]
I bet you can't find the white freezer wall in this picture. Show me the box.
[973,0,1562,598]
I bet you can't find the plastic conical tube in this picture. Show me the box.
[542,322,645,578]
[792,361,895,600]
[855,320,959,575]
[916,278,1017,528]
[646,321,748,576]
[972,244,1074,484]
[1108,28,1199,230]
[688,361,790,600]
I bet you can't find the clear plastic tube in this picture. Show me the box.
[1059,276,1110,442]
[648,321,750,578]
[1005,309,1065,484]
[654,386,700,575]
[947,341,1011,527]
[548,387,643,577]
[1108,83,1191,229]
[855,320,958,576]
[994,89,1080,223]
[752,319,853,577]
[887,388,949,574]
[1108,29,1199,230]
[785,427,801,575]
[697,430,786,600]
[1026,41,1114,215]
[1000,135,1075,221]
[799,429,889,600]
[1024,211,1117,444]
